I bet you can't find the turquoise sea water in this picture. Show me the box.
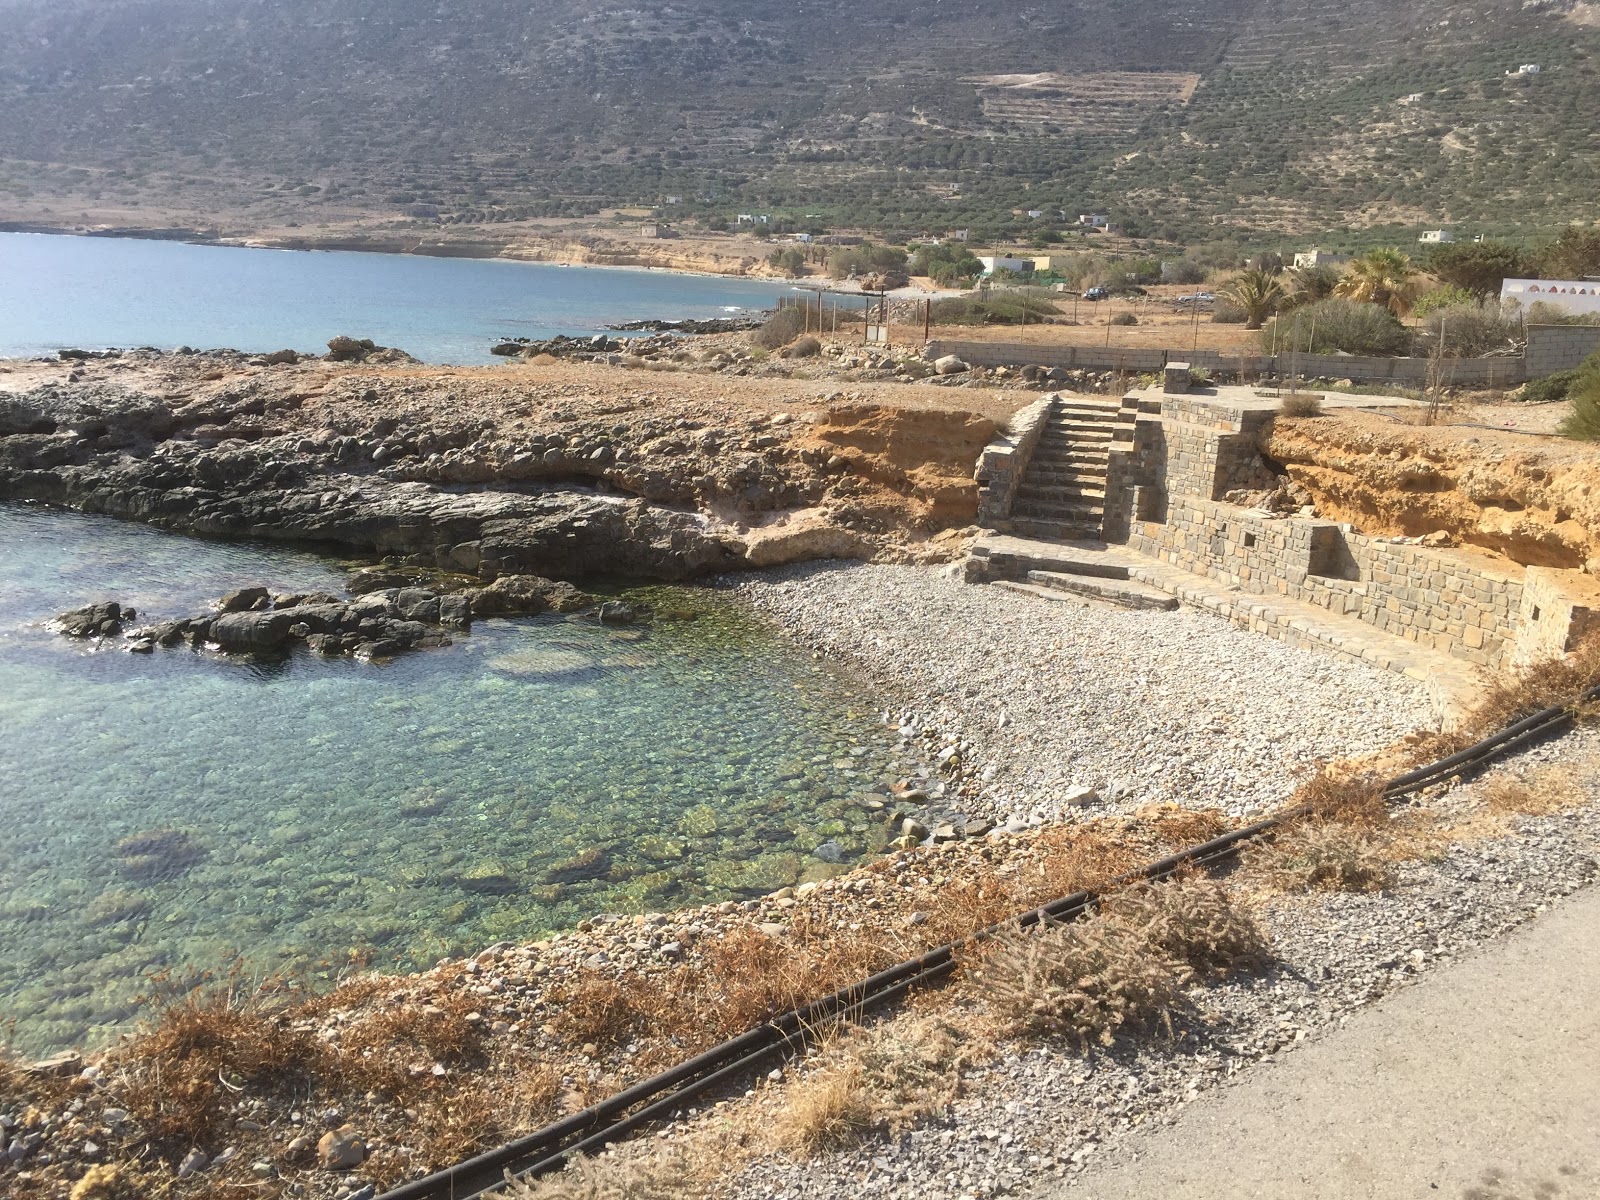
[0,232,797,364]
[0,505,899,1053]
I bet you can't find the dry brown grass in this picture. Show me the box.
[117,986,323,1148]
[509,1147,707,1200]
[67,1163,157,1200]
[769,1011,990,1156]
[1478,766,1585,816]
[1291,767,1389,827]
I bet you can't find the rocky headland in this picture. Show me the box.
[0,342,1003,588]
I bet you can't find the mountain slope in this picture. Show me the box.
[0,0,1595,240]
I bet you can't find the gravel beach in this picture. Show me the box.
[738,561,1437,823]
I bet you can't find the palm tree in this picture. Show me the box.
[1334,248,1424,317]
[1218,268,1286,330]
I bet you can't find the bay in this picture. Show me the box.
[0,231,796,364]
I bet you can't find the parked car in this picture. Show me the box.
[1174,291,1216,305]
[1083,286,1109,301]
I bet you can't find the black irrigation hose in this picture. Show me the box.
[379,684,1598,1200]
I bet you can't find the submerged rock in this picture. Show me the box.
[113,828,205,882]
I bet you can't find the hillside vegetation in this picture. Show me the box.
[0,0,1597,240]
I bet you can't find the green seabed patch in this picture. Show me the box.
[0,508,903,1054]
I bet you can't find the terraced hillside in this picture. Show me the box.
[0,0,1595,240]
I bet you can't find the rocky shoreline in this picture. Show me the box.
[0,345,1000,589]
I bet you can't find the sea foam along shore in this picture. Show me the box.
[735,560,1437,822]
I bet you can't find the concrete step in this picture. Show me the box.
[1006,517,1104,541]
[1027,570,1179,611]
[1049,424,1118,441]
[1013,498,1104,516]
[1015,486,1107,506]
[1030,446,1111,463]
[992,580,1092,607]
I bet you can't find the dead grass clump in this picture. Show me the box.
[1245,825,1393,894]
[1293,767,1389,827]
[118,987,323,1147]
[510,1147,705,1200]
[1139,804,1232,850]
[1104,879,1270,976]
[771,1061,876,1154]
[1035,826,1146,896]
[68,1164,155,1200]
[982,917,1194,1048]
[547,974,654,1051]
[918,876,1025,946]
[1478,766,1584,817]
[848,1013,988,1129]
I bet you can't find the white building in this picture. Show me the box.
[1507,63,1541,75]
[1293,249,1349,269]
[1419,229,1455,244]
[1077,213,1109,228]
[977,256,1035,277]
[1501,278,1600,318]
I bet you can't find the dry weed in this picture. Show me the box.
[1413,634,1600,761]
[848,1013,989,1129]
[1138,804,1232,850]
[982,917,1194,1048]
[771,1061,876,1154]
[1035,827,1146,895]
[1478,766,1584,816]
[117,986,323,1148]
[1104,879,1270,976]
[509,1146,706,1200]
[1292,767,1388,827]
[67,1163,155,1200]
[1245,825,1393,893]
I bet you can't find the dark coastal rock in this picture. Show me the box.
[56,601,124,637]
[211,609,301,650]
[218,585,271,612]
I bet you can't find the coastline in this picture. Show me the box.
[0,219,806,286]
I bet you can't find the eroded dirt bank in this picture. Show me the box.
[0,351,1009,579]
[1265,411,1600,572]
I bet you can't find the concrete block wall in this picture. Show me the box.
[1525,324,1600,377]
[925,340,1532,387]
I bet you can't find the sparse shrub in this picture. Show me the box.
[1558,353,1600,441]
[1246,824,1392,893]
[1519,369,1581,404]
[1279,394,1323,417]
[1103,879,1270,977]
[750,307,806,350]
[984,917,1194,1047]
[1211,298,1248,324]
[782,335,822,358]
[1411,285,1476,318]
[1109,312,1138,326]
[1526,301,1600,327]
[930,292,1058,325]
[1415,301,1522,358]
[1263,299,1412,357]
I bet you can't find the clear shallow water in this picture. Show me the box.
[0,232,796,364]
[0,505,899,1053]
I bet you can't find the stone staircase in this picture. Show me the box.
[1005,396,1130,541]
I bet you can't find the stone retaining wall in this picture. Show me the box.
[1128,497,1528,669]
[974,396,1052,526]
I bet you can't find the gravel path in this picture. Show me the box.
[730,729,1600,1200]
[737,562,1436,823]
